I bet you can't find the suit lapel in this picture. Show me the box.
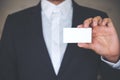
[57,0,84,77]
[57,43,77,76]
[29,3,57,78]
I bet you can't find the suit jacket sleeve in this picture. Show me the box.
[99,61,120,80]
[0,15,18,80]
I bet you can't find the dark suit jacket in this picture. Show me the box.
[0,1,120,80]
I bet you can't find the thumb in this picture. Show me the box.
[77,43,92,49]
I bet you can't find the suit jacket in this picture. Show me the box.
[0,1,120,80]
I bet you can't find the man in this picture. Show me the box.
[0,0,120,80]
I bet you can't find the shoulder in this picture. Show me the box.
[7,3,40,21]
[3,4,41,35]
[73,1,108,18]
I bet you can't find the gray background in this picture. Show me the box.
[0,0,120,39]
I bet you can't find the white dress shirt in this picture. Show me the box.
[41,0,73,75]
[41,0,120,75]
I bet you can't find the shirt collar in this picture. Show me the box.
[41,0,72,19]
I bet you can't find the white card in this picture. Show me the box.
[63,28,92,43]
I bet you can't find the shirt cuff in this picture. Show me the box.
[101,56,120,69]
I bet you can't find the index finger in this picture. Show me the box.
[83,18,93,28]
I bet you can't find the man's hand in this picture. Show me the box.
[77,16,120,63]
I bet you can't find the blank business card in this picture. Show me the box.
[63,28,92,43]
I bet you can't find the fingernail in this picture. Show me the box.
[93,22,97,26]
